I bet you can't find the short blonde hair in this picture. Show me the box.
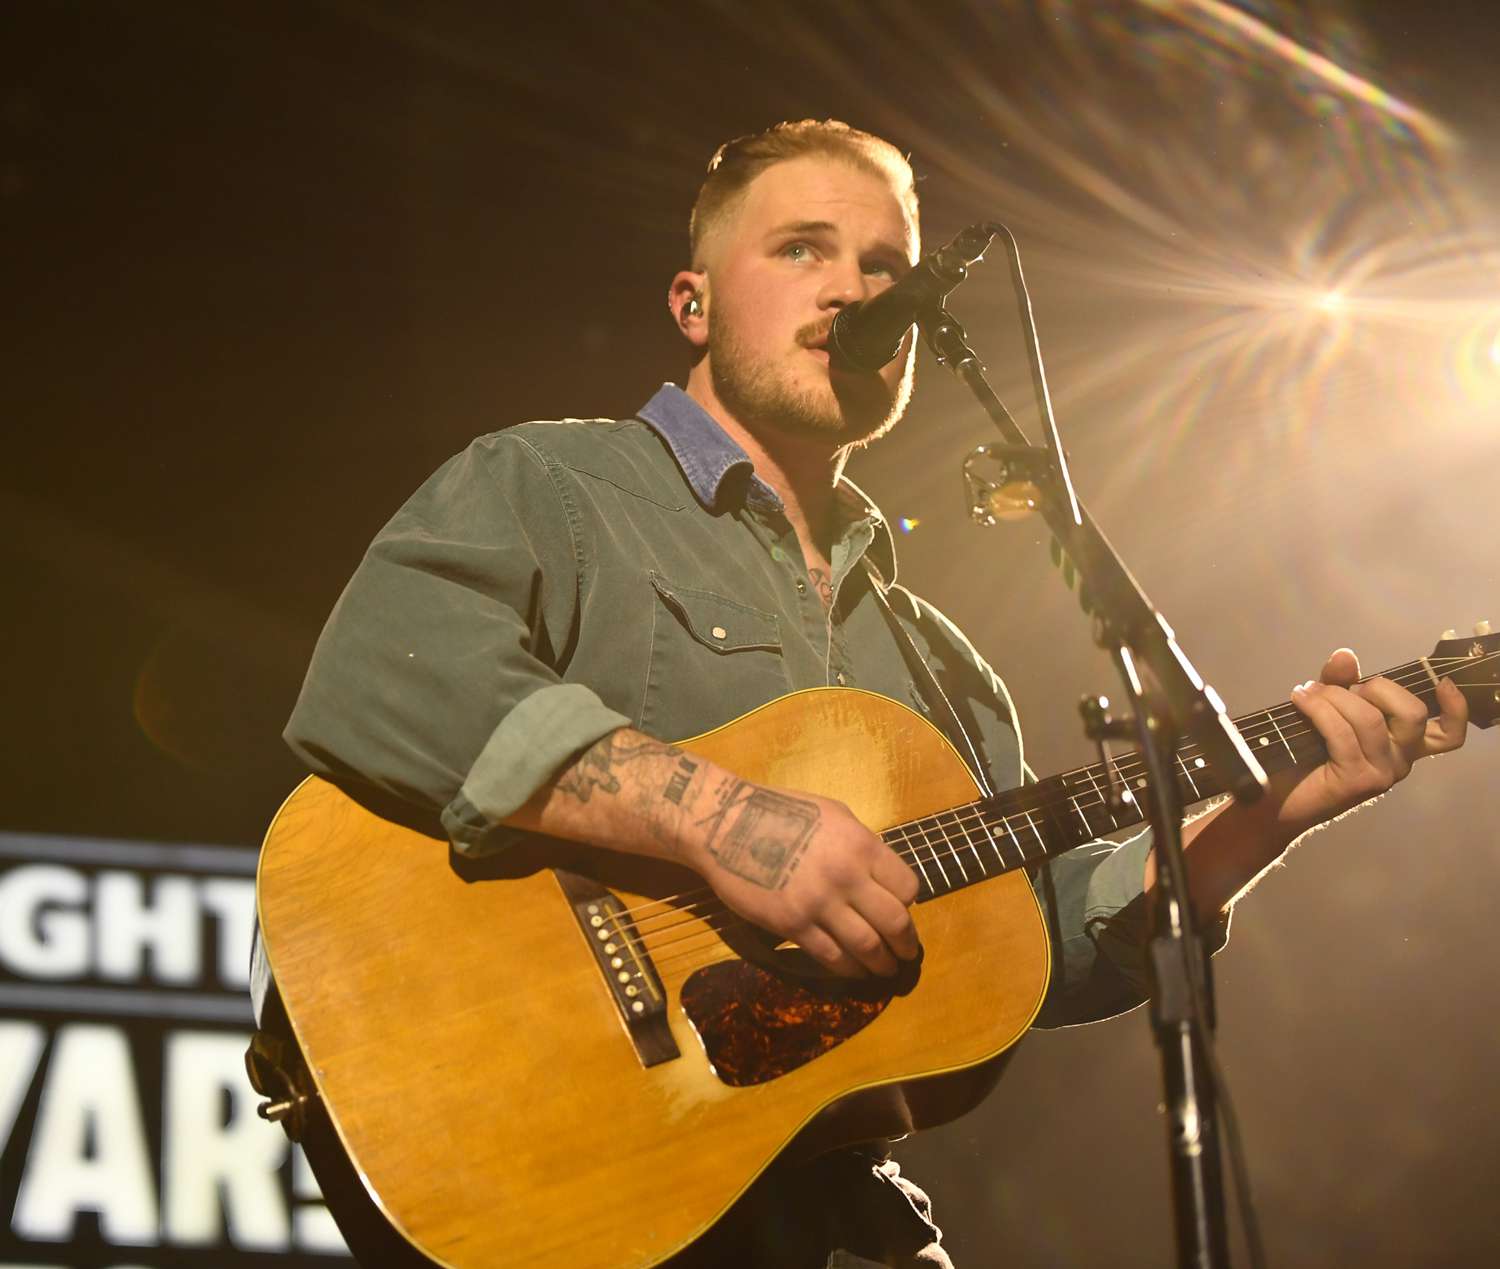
[689,119,920,268]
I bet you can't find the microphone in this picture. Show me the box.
[826,223,998,372]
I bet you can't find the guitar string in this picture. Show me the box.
[600,656,1498,963]
[630,664,1495,976]
[617,651,1485,935]
[636,678,1461,980]
[603,657,1441,938]
[606,656,1491,933]
[633,744,1464,972]
[592,654,1496,961]
[626,663,1499,969]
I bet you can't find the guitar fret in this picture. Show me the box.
[939,816,972,885]
[1019,809,1047,862]
[1111,758,1139,815]
[895,826,937,898]
[1067,780,1094,837]
[919,818,954,893]
[1264,710,1297,764]
[1081,767,1120,830]
[979,814,1013,870]
[952,813,991,879]
[1179,753,1202,800]
[1004,816,1031,867]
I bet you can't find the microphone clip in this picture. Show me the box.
[919,303,980,374]
[962,442,1048,525]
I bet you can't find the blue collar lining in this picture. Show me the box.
[634,382,896,586]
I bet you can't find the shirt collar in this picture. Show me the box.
[636,383,770,512]
[634,382,897,587]
[834,474,898,590]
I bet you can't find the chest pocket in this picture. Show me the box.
[639,570,790,738]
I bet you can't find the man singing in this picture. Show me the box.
[278,120,1469,1268]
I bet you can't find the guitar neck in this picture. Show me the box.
[888,657,1444,902]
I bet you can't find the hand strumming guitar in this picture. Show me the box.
[506,727,921,978]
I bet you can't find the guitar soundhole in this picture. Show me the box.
[680,957,897,1087]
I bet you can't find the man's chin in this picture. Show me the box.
[710,347,907,445]
[830,379,907,446]
[761,393,895,445]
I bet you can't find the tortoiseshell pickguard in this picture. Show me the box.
[680,957,895,1087]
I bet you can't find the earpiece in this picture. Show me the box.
[684,294,703,317]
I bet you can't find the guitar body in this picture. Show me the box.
[257,688,1051,1269]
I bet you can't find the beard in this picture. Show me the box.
[708,313,915,448]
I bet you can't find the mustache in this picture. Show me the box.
[796,319,835,349]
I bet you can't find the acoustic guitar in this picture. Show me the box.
[251,629,1497,1268]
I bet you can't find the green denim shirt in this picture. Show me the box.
[285,384,1200,1025]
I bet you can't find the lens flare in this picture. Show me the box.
[816,0,1500,519]
[1449,313,1500,411]
[1138,0,1456,151]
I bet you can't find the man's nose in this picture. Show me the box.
[816,262,872,309]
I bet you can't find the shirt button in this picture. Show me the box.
[711,625,727,640]
[796,579,807,594]
[835,671,847,685]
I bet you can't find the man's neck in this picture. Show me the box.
[684,372,842,555]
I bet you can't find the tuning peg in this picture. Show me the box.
[1441,628,1458,639]
[1476,620,1493,636]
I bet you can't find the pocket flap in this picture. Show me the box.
[649,572,781,653]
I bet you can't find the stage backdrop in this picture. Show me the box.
[0,830,351,1268]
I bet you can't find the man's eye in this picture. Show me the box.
[863,262,896,279]
[783,241,814,262]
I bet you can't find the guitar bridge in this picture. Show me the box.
[556,870,679,1067]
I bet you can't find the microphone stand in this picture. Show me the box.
[924,224,1269,1268]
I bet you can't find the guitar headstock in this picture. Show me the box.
[1430,622,1500,729]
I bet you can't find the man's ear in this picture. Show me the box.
[668,270,709,349]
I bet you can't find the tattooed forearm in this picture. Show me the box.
[555,730,683,804]
[553,754,618,803]
[697,776,818,890]
[536,728,818,881]
[663,754,700,805]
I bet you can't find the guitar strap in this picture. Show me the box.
[863,563,1068,971]
[862,561,996,801]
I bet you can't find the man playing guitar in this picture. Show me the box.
[267,120,1470,1267]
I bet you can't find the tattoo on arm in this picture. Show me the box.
[698,777,818,890]
[555,731,682,804]
[663,755,699,805]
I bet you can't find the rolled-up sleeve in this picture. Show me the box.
[284,432,630,855]
[1028,828,1229,1027]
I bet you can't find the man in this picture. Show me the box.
[279,121,1469,1267]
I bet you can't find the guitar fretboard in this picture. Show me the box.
[881,658,1442,903]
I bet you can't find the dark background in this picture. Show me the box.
[4,2,1498,1264]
